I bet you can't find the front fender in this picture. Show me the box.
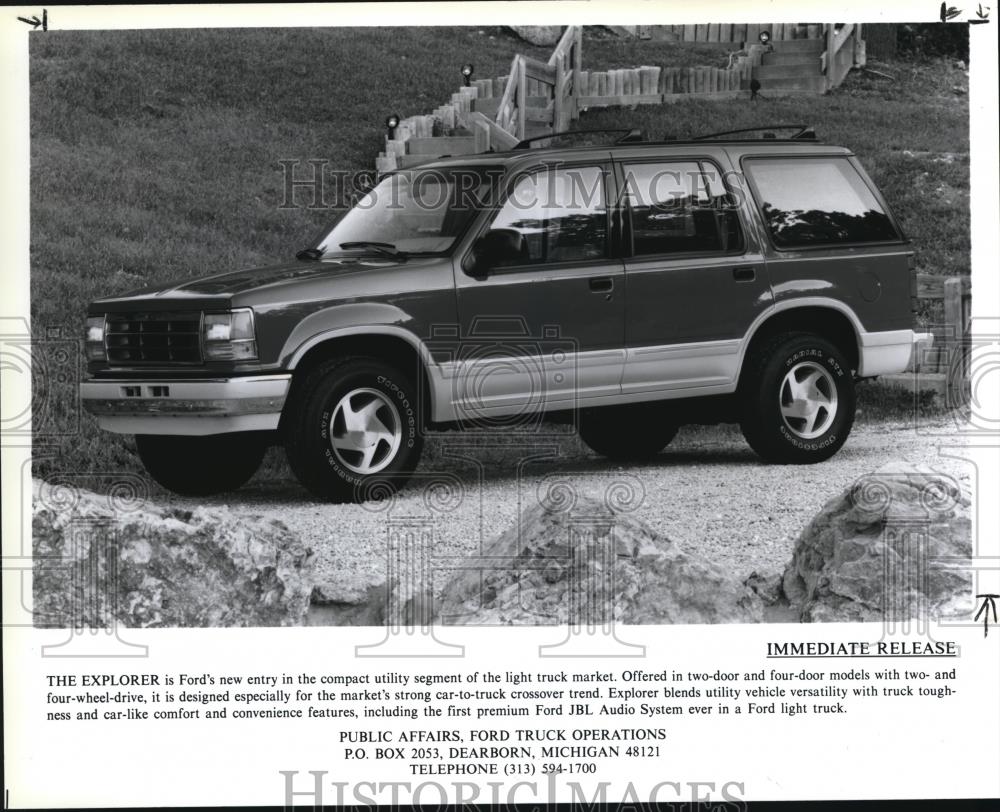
[277,305,460,423]
[278,302,421,368]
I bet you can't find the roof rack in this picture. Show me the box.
[513,128,644,150]
[506,124,819,153]
[691,124,817,141]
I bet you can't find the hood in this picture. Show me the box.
[91,256,412,313]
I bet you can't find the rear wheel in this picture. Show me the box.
[135,432,267,496]
[284,357,423,502]
[739,332,855,464]
[578,403,678,462]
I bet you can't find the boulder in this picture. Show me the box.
[308,583,388,627]
[782,462,973,623]
[308,581,433,627]
[434,494,763,625]
[32,479,314,627]
[508,26,564,46]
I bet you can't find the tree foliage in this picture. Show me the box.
[897,23,969,61]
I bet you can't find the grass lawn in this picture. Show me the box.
[29,27,968,481]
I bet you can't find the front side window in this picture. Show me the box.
[623,161,743,256]
[317,166,497,256]
[744,157,899,248]
[487,165,608,266]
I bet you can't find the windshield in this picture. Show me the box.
[316,166,499,256]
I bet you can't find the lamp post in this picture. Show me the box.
[385,113,400,140]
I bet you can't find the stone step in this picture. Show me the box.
[754,63,823,80]
[762,51,823,67]
[769,38,824,54]
[751,75,828,93]
[749,87,831,99]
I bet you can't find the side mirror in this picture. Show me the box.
[465,229,527,277]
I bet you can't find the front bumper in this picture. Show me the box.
[858,330,933,378]
[80,375,291,435]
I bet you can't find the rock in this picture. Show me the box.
[307,582,387,626]
[32,479,313,627]
[508,26,564,46]
[434,494,763,625]
[744,570,785,606]
[782,462,972,623]
[309,582,437,627]
[312,572,384,607]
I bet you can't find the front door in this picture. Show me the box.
[617,158,772,396]
[453,162,625,418]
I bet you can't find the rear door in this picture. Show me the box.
[616,156,771,396]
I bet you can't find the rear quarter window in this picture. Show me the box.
[743,156,899,248]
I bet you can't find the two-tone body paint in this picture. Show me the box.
[88,255,459,375]
[83,140,922,429]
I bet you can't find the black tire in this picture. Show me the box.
[578,402,678,462]
[739,332,855,464]
[283,356,423,502]
[135,433,267,496]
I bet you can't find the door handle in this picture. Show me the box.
[589,277,614,293]
[732,266,756,282]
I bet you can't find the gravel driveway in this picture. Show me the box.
[164,415,972,603]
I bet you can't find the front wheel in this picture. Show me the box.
[135,433,267,496]
[739,332,855,464]
[283,357,423,502]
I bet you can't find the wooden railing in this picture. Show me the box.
[495,55,558,141]
[548,24,583,132]
[494,25,582,142]
[821,23,865,90]
[493,55,523,139]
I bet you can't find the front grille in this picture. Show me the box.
[105,311,202,364]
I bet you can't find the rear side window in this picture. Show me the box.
[744,157,899,248]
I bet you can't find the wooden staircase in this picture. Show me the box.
[753,39,827,94]
[375,24,866,173]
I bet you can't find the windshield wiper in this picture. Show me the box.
[296,247,324,261]
[339,241,407,259]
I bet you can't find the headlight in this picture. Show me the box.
[202,308,258,361]
[85,315,107,361]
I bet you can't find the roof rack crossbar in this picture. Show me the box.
[513,128,644,150]
[692,124,814,141]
